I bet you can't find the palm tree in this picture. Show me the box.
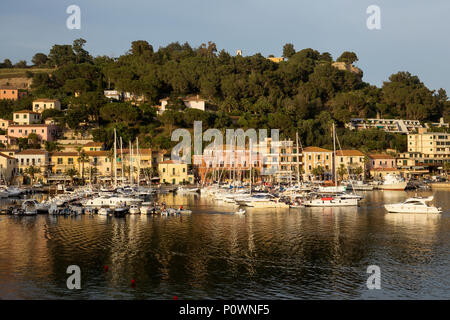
[354,166,364,180]
[311,165,325,181]
[76,147,89,185]
[65,168,78,185]
[24,166,41,185]
[337,164,347,181]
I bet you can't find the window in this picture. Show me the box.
[162,168,166,173]
[68,158,73,165]
[183,168,186,173]
[57,158,63,164]
[172,168,175,175]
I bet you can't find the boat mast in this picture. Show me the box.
[296,132,301,188]
[129,140,133,186]
[120,137,124,186]
[114,128,117,188]
[249,139,252,195]
[333,123,337,188]
[136,138,140,187]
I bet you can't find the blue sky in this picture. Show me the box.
[1,0,449,93]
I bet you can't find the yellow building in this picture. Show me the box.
[302,147,333,180]
[407,127,450,165]
[32,99,61,113]
[335,150,365,179]
[82,141,104,152]
[0,153,17,183]
[49,151,112,182]
[158,160,194,184]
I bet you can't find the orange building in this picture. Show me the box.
[0,86,27,100]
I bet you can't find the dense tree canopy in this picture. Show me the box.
[6,39,448,153]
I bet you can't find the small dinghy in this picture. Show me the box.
[129,204,141,215]
[98,207,113,216]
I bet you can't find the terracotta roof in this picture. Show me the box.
[0,86,18,90]
[16,149,48,155]
[33,99,58,102]
[50,152,78,157]
[335,150,365,156]
[159,160,185,164]
[84,142,103,147]
[371,168,399,171]
[0,153,15,160]
[303,146,331,153]
[121,148,152,155]
[85,151,109,157]
[368,153,394,159]
[9,124,56,128]
[14,110,41,115]
[0,149,19,153]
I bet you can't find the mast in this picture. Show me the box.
[129,140,133,186]
[249,139,252,195]
[333,123,337,188]
[296,132,301,187]
[114,128,117,188]
[136,138,140,187]
[120,137,124,186]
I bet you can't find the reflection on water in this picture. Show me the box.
[0,190,449,299]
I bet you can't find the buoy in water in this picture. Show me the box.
[131,279,136,288]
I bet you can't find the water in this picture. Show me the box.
[0,190,449,299]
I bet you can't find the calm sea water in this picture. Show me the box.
[0,190,449,300]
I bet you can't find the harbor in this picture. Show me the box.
[0,189,448,299]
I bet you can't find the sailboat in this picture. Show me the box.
[303,123,359,207]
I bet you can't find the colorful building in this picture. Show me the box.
[335,150,365,179]
[8,124,59,142]
[0,153,17,183]
[302,147,333,180]
[0,86,27,100]
[13,110,41,125]
[158,160,194,184]
[367,153,399,178]
[32,99,61,113]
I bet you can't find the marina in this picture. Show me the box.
[0,185,449,299]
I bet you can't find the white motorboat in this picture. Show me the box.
[140,202,154,214]
[384,196,442,214]
[235,194,290,208]
[378,174,407,191]
[318,185,346,193]
[129,204,141,214]
[22,199,49,213]
[303,195,359,207]
[18,200,37,215]
[7,186,24,197]
[83,195,143,208]
[98,207,113,216]
[177,186,199,194]
[347,180,374,191]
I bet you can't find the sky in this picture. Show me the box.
[1,0,449,93]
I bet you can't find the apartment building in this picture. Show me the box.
[13,110,41,125]
[407,128,450,165]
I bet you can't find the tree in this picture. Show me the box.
[72,38,92,64]
[24,166,41,185]
[14,60,28,68]
[337,51,358,64]
[337,164,347,181]
[311,165,325,180]
[76,147,89,184]
[130,40,153,56]
[48,44,76,67]
[65,168,79,185]
[2,59,12,68]
[32,53,48,66]
[282,43,295,58]
[353,166,364,180]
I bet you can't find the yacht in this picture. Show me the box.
[346,180,374,191]
[384,196,442,214]
[303,195,359,207]
[235,194,289,208]
[83,195,143,208]
[379,174,407,191]
[318,185,346,193]
[22,199,49,213]
[129,204,141,214]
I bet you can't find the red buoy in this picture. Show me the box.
[131,279,136,288]
[104,265,109,272]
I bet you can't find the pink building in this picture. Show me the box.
[7,124,59,142]
[367,154,396,170]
